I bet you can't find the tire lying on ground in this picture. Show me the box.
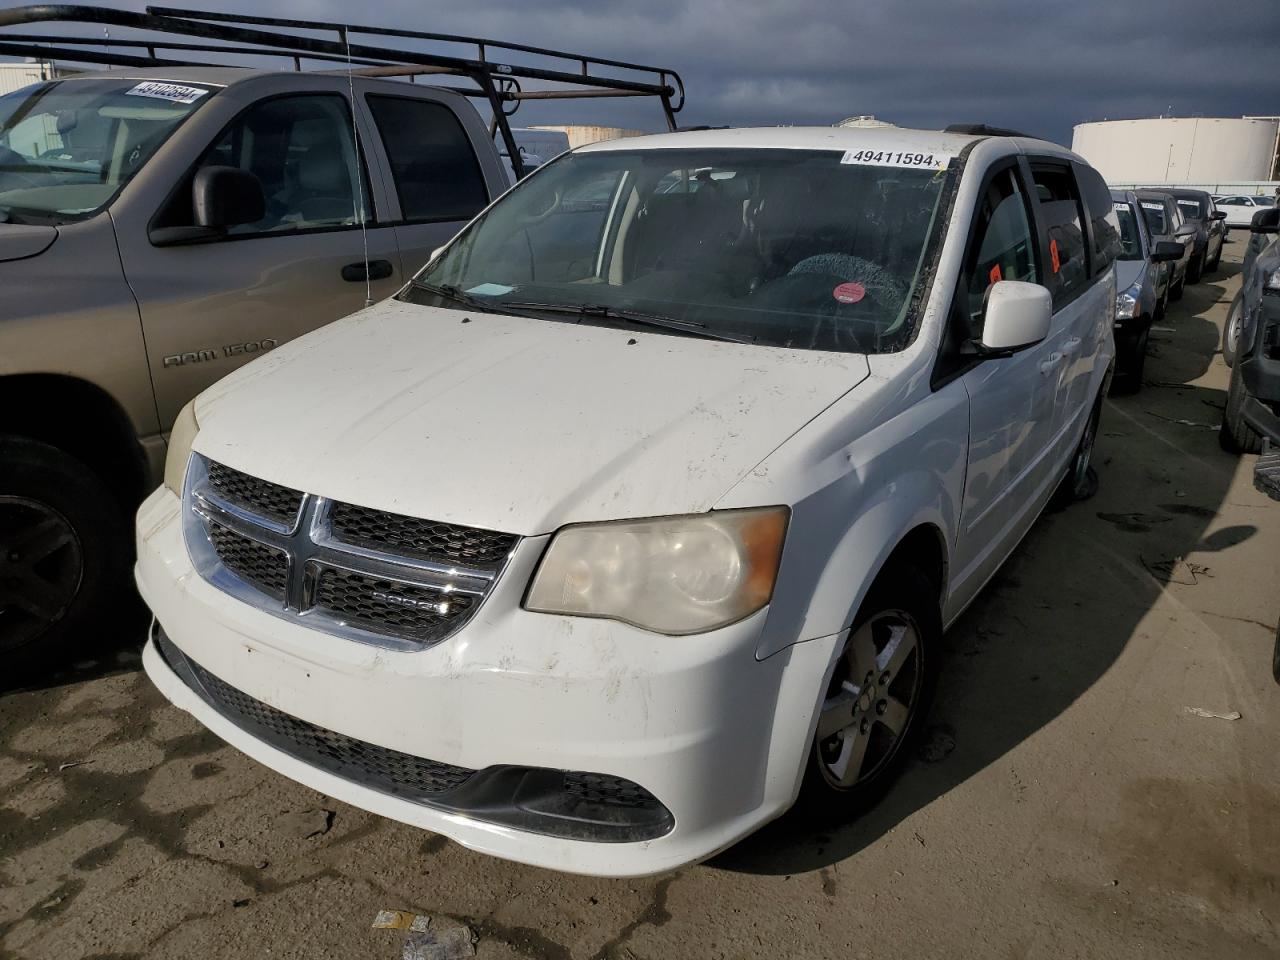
[0,436,128,673]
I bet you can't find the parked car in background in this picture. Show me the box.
[139,124,1119,876]
[1220,206,1280,453]
[1213,193,1274,228]
[1136,191,1193,301]
[0,4,682,673]
[1164,188,1226,281]
[1109,189,1184,391]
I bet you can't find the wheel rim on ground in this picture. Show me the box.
[1226,300,1241,357]
[0,496,83,653]
[815,609,924,789]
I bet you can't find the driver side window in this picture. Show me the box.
[964,167,1038,337]
[158,94,370,237]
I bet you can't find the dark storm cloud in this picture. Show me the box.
[5,0,1278,143]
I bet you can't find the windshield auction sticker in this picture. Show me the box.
[125,81,209,105]
[840,149,950,171]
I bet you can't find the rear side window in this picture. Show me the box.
[963,167,1038,338]
[1031,165,1088,307]
[1076,164,1119,277]
[1141,200,1167,235]
[366,96,489,223]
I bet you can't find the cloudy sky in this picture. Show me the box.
[2,0,1278,144]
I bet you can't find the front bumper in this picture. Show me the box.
[1240,297,1280,444]
[136,487,840,876]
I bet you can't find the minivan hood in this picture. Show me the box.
[1115,259,1145,291]
[193,301,870,535]
[0,224,57,262]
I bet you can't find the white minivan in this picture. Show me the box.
[137,125,1117,877]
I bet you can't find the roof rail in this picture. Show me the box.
[944,123,1036,139]
[0,5,686,178]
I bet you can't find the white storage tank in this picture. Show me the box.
[0,61,52,96]
[1072,117,1279,184]
[527,124,645,149]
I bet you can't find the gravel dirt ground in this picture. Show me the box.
[2,234,1278,960]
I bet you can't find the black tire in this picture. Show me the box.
[797,564,941,821]
[1219,361,1263,455]
[1109,326,1149,395]
[0,437,128,673]
[1170,266,1186,301]
[1187,252,1203,285]
[1222,290,1244,368]
[1207,242,1222,273]
[1154,282,1169,323]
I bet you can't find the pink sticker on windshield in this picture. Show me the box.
[833,282,866,304]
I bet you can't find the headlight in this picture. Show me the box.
[163,400,199,495]
[525,507,789,635]
[1115,283,1141,319]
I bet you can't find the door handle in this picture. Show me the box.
[1039,352,1064,375]
[1063,336,1082,352]
[342,259,394,282]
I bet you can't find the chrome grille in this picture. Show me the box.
[184,455,515,650]
[312,567,476,644]
[328,502,516,569]
[208,522,287,600]
[206,459,304,527]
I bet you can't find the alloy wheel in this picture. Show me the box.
[0,496,83,652]
[815,609,924,789]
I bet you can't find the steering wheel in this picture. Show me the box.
[0,144,43,188]
[520,185,562,226]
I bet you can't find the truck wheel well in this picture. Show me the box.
[0,374,149,510]
[883,524,947,600]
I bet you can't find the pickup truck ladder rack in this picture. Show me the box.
[0,4,686,178]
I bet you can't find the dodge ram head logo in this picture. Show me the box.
[163,339,278,368]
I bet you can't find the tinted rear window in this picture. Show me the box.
[366,96,489,223]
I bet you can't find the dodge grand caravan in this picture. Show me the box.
[138,125,1118,876]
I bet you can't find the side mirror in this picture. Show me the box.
[193,165,265,230]
[1251,208,1280,234]
[1210,210,1227,221]
[977,281,1052,356]
[1151,240,1184,263]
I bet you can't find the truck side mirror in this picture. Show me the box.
[193,166,265,230]
[976,281,1052,356]
[1151,240,1183,263]
[1251,208,1280,234]
[1210,210,1227,221]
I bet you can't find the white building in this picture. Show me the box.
[0,61,54,96]
[1072,116,1279,188]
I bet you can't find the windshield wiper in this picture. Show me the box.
[409,280,550,321]
[500,301,756,344]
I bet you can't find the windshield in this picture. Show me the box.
[1140,201,1167,235]
[0,78,214,224]
[1176,198,1207,221]
[1113,204,1143,260]
[404,147,953,354]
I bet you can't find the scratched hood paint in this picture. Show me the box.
[192,300,869,535]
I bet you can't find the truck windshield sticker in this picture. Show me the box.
[125,81,209,104]
[1141,202,1163,211]
[840,149,950,171]
[1113,201,1128,211]
[832,282,866,304]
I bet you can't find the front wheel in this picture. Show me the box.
[1222,290,1244,368]
[798,565,941,820]
[0,437,128,674]
[1110,325,1149,395]
[1170,267,1186,301]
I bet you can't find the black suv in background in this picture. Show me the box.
[1165,188,1227,283]
[1221,206,1280,454]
